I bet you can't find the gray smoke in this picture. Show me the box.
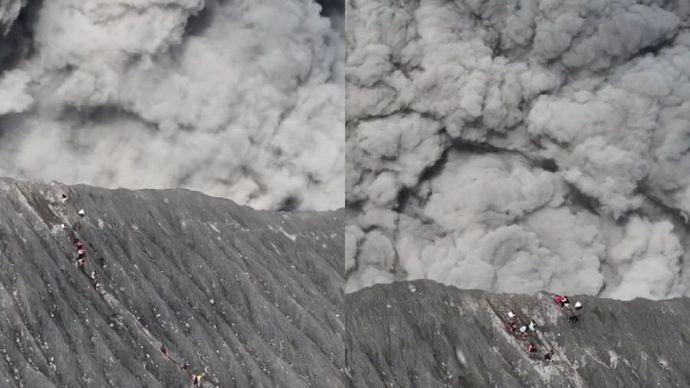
[346,0,690,300]
[0,0,344,211]
[316,0,344,18]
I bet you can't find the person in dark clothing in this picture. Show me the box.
[544,349,554,361]
[90,272,101,290]
[568,314,580,324]
[182,361,189,370]
[160,345,167,356]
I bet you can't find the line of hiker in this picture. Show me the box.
[505,309,549,360]
[503,294,584,361]
[58,193,206,387]
[507,311,538,339]
[553,294,583,324]
[60,196,96,282]
[160,344,205,386]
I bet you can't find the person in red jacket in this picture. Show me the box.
[528,343,537,353]
[553,295,569,308]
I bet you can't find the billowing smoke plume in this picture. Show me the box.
[346,0,690,300]
[0,0,344,211]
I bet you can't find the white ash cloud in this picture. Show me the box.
[346,0,690,300]
[0,0,344,211]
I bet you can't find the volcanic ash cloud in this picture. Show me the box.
[346,0,690,300]
[0,0,344,211]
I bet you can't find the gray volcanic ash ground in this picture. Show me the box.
[347,280,690,387]
[0,178,344,387]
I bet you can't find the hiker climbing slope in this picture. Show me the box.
[51,190,219,387]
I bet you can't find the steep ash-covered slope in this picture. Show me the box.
[0,178,344,388]
[346,280,690,388]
